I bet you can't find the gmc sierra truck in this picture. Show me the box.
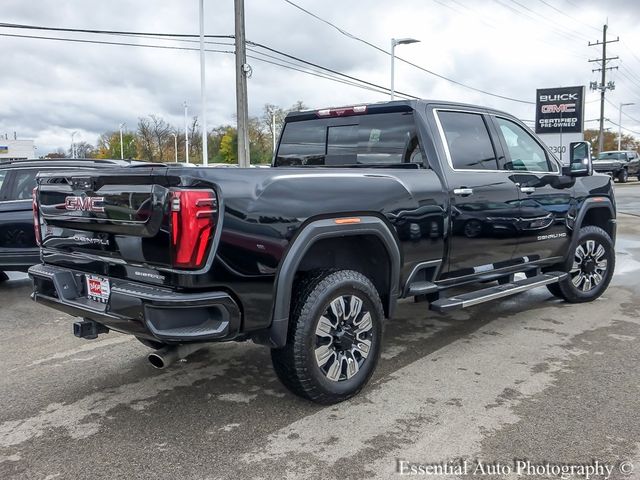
[29,100,616,404]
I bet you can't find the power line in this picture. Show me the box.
[535,0,601,33]
[606,118,640,136]
[282,0,534,104]
[604,97,640,124]
[507,0,591,42]
[0,29,416,100]
[430,0,588,59]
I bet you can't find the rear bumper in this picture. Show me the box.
[28,263,242,343]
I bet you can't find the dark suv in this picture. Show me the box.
[592,150,640,183]
[0,158,140,281]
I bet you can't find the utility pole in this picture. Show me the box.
[199,0,208,166]
[184,101,189,163]
[234,0,250,167]
[589,24,618,153]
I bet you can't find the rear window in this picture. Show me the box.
[276,111,421,167]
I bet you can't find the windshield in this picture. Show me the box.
[597,152,626,160]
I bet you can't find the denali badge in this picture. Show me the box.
[65,196,105,213]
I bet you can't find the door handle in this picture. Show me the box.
[520,186,536,194]
[453,188,474,196]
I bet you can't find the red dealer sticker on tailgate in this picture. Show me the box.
[86,275,110,303]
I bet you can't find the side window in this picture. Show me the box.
[495,117,552,172]
[9,169,37,200]
[438,111,498,170]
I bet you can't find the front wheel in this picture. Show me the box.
[547,226,615,303]
[0,271,8,284]
[271,269,384,404]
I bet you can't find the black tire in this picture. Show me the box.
[271,269,384,404]
[136,337,167,350]
[617,169,628,183]
[0,271,8,283]
[547,225,615,303]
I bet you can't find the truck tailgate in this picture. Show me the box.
[37,169,174,270]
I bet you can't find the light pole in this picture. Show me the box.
[119,123,125,160]
[184,101,189,164]
[272,112,277,153]
[390,37,420,101]
[71,131,78,158]
[199,0,208,166]
[618,102,635,150]
[172,133,178,162]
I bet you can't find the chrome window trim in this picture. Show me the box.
[433,108,560,176]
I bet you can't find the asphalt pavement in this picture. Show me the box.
[1,183,639,480]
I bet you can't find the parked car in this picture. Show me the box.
[29,100,615,403]
[0,158,148,282]
[592,150,640,183]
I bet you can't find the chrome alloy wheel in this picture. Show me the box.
[571,239,608,292]
[314,295,373,382]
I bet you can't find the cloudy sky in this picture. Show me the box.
[2,0,640,154]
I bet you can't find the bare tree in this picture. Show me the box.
[137,117,155,161]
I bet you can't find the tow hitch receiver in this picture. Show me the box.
[73,319,109,339]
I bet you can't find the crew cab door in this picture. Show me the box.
[435,109,521,278]
[490,115,572,262]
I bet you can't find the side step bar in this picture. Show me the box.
[430,272,568,313]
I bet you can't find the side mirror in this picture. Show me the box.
[564,141,592,177]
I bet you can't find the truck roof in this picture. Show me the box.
[284,99,510,122]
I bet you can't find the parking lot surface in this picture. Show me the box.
[1,183,639,480]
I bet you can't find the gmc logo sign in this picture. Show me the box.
[65,196,105,213]
[541,103,576,114]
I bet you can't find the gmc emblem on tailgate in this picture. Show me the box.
[65,196,105,213]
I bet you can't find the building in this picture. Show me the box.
[0,139,36,160]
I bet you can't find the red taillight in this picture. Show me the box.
[32,187,41,246]
[316,105,367,117]
[170,189,217,269]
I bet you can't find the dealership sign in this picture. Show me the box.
[0,145,8,154]
[535,86,585,134]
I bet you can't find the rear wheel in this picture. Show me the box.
[617,169,628,183]
[0,271,8,283]
[271,269,383,404]
[547,226,614,303]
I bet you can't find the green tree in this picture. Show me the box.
[219,127,238,164]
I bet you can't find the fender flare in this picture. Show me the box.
[566,197,616,262]
[267,216,401,348]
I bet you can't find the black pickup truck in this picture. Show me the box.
[29,100,616,403]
